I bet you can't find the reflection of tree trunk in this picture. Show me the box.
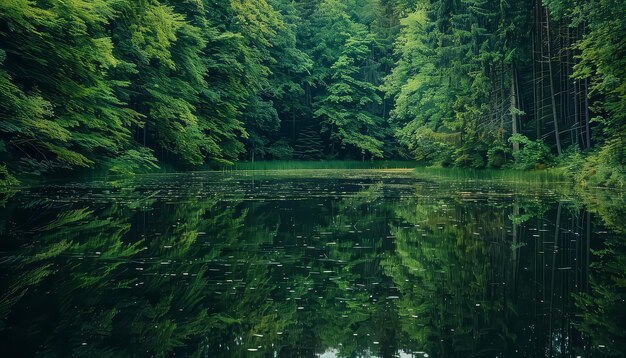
[512,203,519,264]
[549,202,562,355]
[585,210,590,293]
[511,201,520,340]
[536,211,544,345]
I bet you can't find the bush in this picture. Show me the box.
[556,145,585,174]
[576,148,626,188]
[406,127,458,166]
[266,140,294,160]
[487,143,511,168]
[508,134,554,170]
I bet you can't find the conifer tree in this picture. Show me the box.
[314,31,385,158]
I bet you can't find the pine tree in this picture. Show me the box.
[314,30,385,158]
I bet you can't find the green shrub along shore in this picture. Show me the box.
[0,1,624,188]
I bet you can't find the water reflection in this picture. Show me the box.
[0,171,624,357]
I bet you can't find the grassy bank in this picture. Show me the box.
[216,160,616,189]
[219,161,567,184]
[3,159,622,190]
[412,167,569,185]
[221,160,419,171]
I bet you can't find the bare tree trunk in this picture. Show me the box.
[501,60,506,139]
[536,0,544,140]
[532,34,539,139]
[575,78,581,146]
[565,26,578,145]
[584,77,591,149]
[511,63,519,152]
[546,7,562,155]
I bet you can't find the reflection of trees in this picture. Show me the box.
[379,183,623,357]
[382,189,511,356]
[252,181,395,357]
[0,186,17,208]
[0,177,624,357]
[0,183,249,357]
[573,190,626,357]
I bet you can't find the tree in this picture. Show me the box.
[314,30,385,158]
[0,0,142,175]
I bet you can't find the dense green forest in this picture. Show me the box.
[0,0,624,185]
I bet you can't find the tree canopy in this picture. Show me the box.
[0,0,624,185]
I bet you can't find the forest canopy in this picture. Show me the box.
[0,0,624,185]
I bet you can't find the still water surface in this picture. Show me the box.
[0,170,624,357]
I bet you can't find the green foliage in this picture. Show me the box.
[402,127,458,165]
[106,148,160,176]
[266,139,294,160]
[0,0,307,176]
[0,1,137,174]
[383,0,536,167]
[572,149,626,188]
[0,0,623,184]
[314,32,385,158]
[508,134,554,170]
[487,143,512,169]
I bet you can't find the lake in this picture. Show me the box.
[1,169,624,357]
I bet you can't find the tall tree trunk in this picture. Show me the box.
[511,63,519,152]
[575,78,581,147]
[584,77,591,150]
[532,34,539,140]
[500,60,506,139]
[536,0,544,140]
[292,107,296,142]
[565,26,578,145]
[545,7,562,155]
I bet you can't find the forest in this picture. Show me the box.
[1,2,626,355]
[0,0,624,186]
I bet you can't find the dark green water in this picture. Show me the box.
[1,170,624,357]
